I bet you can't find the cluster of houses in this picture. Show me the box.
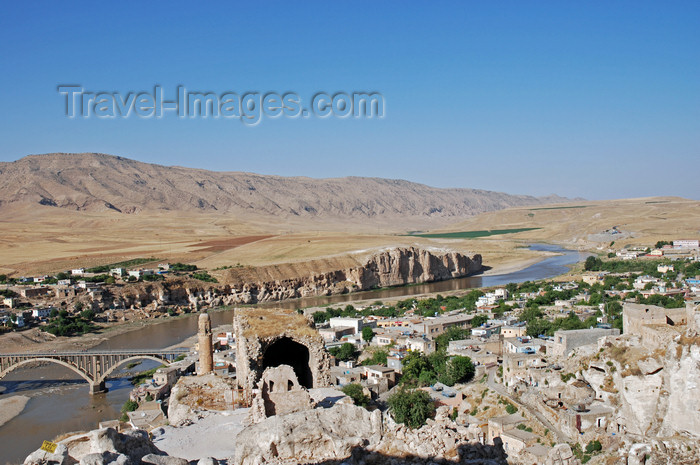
[0,263,177,330]
[616,239,700,260]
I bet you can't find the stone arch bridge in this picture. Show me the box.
[0,349,189,394]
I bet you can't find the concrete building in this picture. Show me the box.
[363,365,395,387]
[471,324,501,338]
[402,335,435,354]
[412,313,474,338]
[19,287,51,299]
[550,328,620,357]
[673,239,699,248]
[503,336,545,354]
[328,317,366,335]
[318,326,355,342]
[31,308,52,319]
[501,324,527,338]
[447,337,501,357]
[153,366,178,387]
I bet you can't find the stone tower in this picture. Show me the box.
[198,310,214,375]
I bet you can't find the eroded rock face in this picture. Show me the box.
[81,248,482,312]
[234,404,383,465]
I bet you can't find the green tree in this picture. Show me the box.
[329,342,356,361]
[387,388,436,429]
[471,314,489,327]
[362,326,375,342]
[526,318,552,337]
[341,383,370,407]
[401,352,431,384]
[445,356,475,385]
[584,256,602,271]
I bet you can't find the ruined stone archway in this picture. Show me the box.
[262,338,313,389]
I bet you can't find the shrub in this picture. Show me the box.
[505,403,518,414]
[387,388,435,429]
[585,440,602,454]
[561,372,575,383]
[120,399,138,413]
[341,383,369,407]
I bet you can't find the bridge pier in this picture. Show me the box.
[89,381,107,395]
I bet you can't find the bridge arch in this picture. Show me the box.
[96,355,171,385]
[0,358,93,384]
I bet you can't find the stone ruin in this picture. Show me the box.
[233,307,331,406]
[247,364,314,423]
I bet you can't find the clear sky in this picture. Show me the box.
[1,1,698,200]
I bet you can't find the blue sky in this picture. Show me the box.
[1,1,698,200]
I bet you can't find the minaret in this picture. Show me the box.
[198,310,214,375]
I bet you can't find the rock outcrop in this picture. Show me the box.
[234,404,509,465]
[23,428,168,465]
[234,404,383,465]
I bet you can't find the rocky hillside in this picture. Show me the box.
[0,153,568,220]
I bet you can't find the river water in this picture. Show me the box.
[0,244,584,463]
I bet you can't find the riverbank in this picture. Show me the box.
[0,247,576,355]
[0,395,30,428]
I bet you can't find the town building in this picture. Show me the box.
[328,317,367,335]
[549,328,620,358]
[412,313,474,338]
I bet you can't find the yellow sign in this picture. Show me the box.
[40,441,57,453]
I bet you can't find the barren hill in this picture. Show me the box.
[0,153,568,220]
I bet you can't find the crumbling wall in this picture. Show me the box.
[234,308,331,404]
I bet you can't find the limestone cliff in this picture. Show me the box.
[87,247,482,310]
[220,246,482,304]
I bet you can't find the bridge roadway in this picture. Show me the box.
[0,349,190,394]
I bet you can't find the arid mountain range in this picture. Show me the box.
[0,153,569,220]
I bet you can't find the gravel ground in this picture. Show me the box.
[151,408,250,461]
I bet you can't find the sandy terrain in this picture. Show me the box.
[0,395,30,428]
[440,197,700,250]
[5,195,693,278]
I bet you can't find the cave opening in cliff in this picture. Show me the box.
[262,338,313,389]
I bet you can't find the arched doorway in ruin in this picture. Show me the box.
[261,337,313,389]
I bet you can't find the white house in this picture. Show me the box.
[71,268,85,276]
[329,317,366,335]
[32,308,52,318]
